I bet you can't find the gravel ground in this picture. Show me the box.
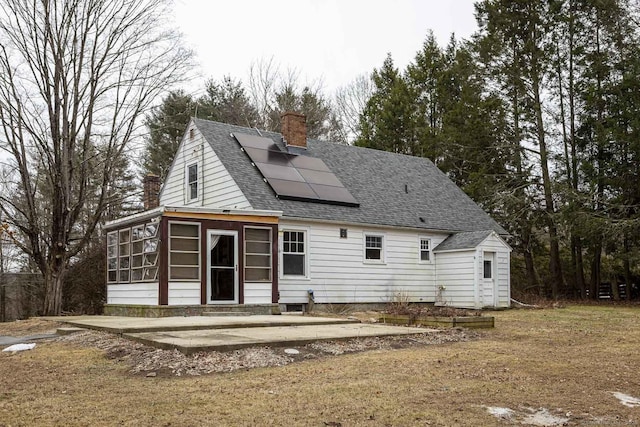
[53,327,479,377]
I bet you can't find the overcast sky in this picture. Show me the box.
[173,0,479,95]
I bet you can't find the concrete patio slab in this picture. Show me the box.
[124,323,431,354]
[43,315,359,334]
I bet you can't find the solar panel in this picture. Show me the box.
[309,183,359,205]
[232,132,359,207]
[289,155,331,172]
[254,162,305,182]
[297,168,343,187]
[267,179,318,200]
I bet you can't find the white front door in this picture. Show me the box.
[207,230,238,304]
[482,252,496,307]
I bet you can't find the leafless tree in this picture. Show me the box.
[248,56,282,130]
[333,74,374,143]
[247,57,344,141]
[0,0,192,315]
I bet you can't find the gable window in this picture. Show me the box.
[186,163,198,202]
[364,234,384,262]
[245,227,272,282]
[419,238,431,262]
[283,230,305,276]
[169,222,200,280]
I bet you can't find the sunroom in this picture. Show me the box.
[104,206,282,317]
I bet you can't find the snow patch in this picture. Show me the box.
[612,392,640,408]
[2,343,36,352]
[485,406,515,419]
[522,408,569,426]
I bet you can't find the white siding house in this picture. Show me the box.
[433,230,511,309]
[278,219,450,305]
[159,125,251,209]
[105,114,511,316]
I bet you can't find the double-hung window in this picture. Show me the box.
[364,234,384,261]
[283,230,305,276]
[419,238,431,262]
[186,163,198,202]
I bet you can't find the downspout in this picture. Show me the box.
[474,249,480,309]
[200,131,205,207]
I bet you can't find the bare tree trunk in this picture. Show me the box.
[590,18,605,301]
[590,242,601,299]
[43,268,64,316]
[532,71,564,298]
[522,224,539,292]
[567,0,586,298]
[573,236,586,298]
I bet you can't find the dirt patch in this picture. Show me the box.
[54,326,477,376]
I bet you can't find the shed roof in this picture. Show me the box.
[193,118,507,235]
[433,230,496,252]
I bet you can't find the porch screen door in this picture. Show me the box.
[208,230,238,303]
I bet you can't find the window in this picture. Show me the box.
[107,232,118,283]
[118,229,131,282]
[186,163,198,201]
[483,260,492,279]
[169,222,200,280]
[283,230,305,276]
[245,227,272,282]
[107,221,159,284]
[419,238,430,262]
[130,224,159,282]
[365,234,383,261]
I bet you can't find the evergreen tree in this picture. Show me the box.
[406,32,446,161]
[199,76,259,127]
[267,84,342,141]
[142,90,197,178]
[356,54,420,154]
[476,0,565,297]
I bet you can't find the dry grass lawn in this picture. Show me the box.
[1,305,640,426]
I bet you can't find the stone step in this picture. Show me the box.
[202,311,253,317]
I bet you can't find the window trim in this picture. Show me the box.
[280,227,310,279]
[244,226,272,283]
[363,232,385,264]
[418,237,432,263]
[185,162,199,203]
[168,221,201,281]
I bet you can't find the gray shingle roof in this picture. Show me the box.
[193,118,507,235]
[433,230,494,252]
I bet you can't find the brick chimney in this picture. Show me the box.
[143,174,161,210]
[281,111,307,148]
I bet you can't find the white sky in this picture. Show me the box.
[173,0,479,95]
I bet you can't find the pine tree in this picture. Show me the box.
[199,76,259,127]
[142,90,197,178]
[356,54,420,154]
